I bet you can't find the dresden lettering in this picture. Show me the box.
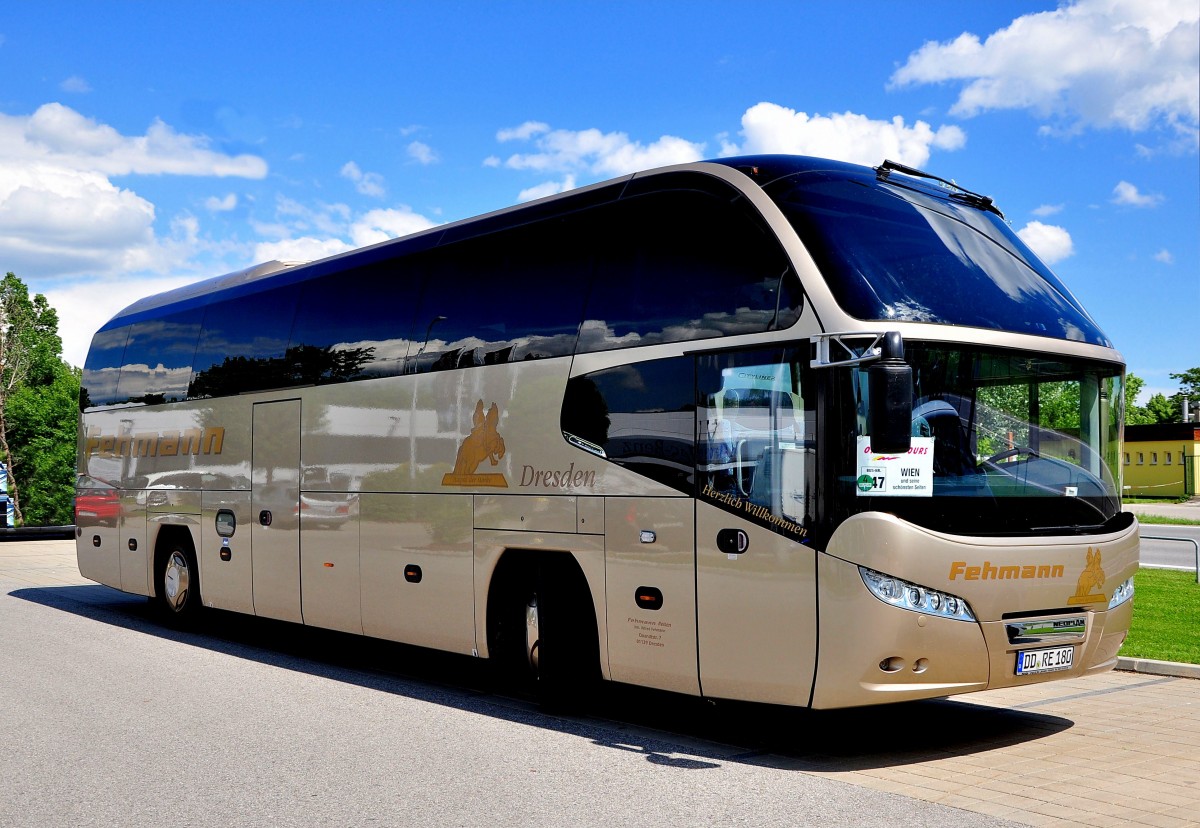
[948,560,1065,581]
[519,462,596,490]
[84,426,225,458]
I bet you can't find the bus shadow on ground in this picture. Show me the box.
[12,583,1072,773]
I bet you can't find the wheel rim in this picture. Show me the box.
[163,550,191,612]
[525,594,540,675]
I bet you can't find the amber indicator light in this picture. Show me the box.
[634,586,663,611]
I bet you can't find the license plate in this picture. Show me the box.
[1015,645,1074,675]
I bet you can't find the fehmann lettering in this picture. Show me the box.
[85,426,225,458]
[948,560,1065,581]
[518,462,596,490]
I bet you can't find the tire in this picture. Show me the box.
[487,557,539,694]
[155,539,202,624]
[489,553,601,711]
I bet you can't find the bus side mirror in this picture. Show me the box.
[867,332,912,454]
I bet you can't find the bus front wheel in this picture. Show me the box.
[490,553,600,710]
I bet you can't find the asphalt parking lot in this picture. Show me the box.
[2,539,1198,828]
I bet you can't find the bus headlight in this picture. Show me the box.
[859,567,976,622]
[1107,577,1134,610]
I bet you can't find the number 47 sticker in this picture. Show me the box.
[857,468,887,493]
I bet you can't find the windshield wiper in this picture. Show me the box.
[876,159,1005,219]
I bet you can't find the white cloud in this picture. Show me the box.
[1017,221,1075,264]
[340,160,386,197]
[1111,180,1164,207]
[407,141,439,165]
[494,123,705,177]
[3,103,268,177]
[251,199,438,265]
[204,193,238,212]
[1153,248,1174,263]
[253,236,352,265]
[1032,203,1064,217]
[60,76,91,94]
[722,102,966,167]
[0,161,159,278]
[889,0,1199,142]
[498,121,550,142]
[492,108,965,200]
[0,103,268,279]
[349,207,438,247]
[518,176,577,203]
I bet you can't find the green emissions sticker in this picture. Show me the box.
[856,474,876,492]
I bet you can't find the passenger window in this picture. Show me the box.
[117,309,203,405]
[189,285,300,398]
[408,218,590,374]
[697,349,814,537]
[81,325,131,409]
[577,189,798,354]
[561,356,695,492]
[289,260,419,382]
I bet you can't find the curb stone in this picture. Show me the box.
[1116,656,1200,680]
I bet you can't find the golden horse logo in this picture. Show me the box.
[1067,547,1107,605]
[442,400,508,488]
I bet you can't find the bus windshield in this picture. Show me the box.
[764,169,1112,347]
[834,344,1124,536]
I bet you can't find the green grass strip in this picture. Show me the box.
[1120,568,1200,664]
[1136,514,1200,526]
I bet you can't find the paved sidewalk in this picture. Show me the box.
[798,673,1200,828]
[5,540,1199,828]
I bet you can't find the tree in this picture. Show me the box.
[1171,368,1200,397]
[6,360,79,524]
[1144,393,1180,423]
[1124,374,1155,425]
[1169,367,1200,421]
[0,272,69,525]
[1124,372,1197,425]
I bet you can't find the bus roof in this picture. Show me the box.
[99,155,870,332]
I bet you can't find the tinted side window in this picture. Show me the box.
[577,190,796,354]
[289,260,419,383]
[561,356,694,493]
[81,325,130,409]
[116,309,203,405]
[189,285,300,398]
[408,218,591,374]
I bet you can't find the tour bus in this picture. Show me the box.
[76,155,1137,709]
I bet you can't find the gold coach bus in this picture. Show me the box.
[76,155,1137,709]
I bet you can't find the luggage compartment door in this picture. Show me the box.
[251,400,302,623]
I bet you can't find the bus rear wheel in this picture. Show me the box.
[156,538,201,623]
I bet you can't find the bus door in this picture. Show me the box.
[251,399,303,623]
[695,355,818,706]
[605,496,699,696]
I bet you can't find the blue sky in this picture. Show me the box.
[1,1,1196,400]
